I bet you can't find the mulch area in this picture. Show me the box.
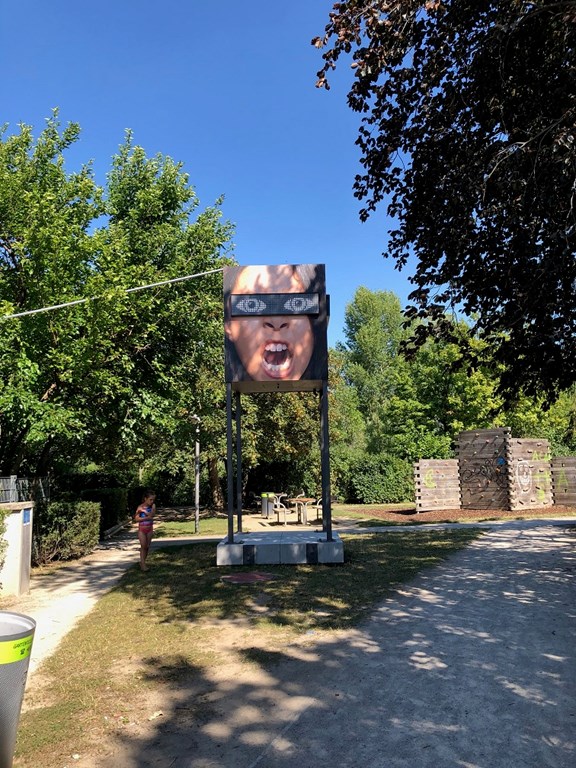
[335,504,576,525]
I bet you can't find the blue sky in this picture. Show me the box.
[1,0,415,347]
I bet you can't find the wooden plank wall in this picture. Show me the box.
[413,459,460,512]
[551,457,576,506]
[507,438,553,510]
[458,428,510,509]
[415,430,566,511]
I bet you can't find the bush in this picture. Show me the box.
[349,453,414,504]
[80,487,129,535]
[330,444,365,501]
[32,500,100,565]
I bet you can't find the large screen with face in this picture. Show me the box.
[224,264,329,392]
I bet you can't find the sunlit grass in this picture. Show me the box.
[154,516,229,537]
[333,502,415,516]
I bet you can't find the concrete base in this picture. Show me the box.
[216,531,344,566]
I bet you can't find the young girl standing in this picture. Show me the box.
[135,490,156,571]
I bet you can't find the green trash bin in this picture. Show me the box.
[0,611,36,768]
[261,493,275,519]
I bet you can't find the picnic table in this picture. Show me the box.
[287,497,316,525]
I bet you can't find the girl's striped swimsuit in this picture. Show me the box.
[138,506,153,532]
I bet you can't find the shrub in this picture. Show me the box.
[349,453,414,504]
[32,500,100,565]
[330,444,365,501]
[80,487,129,535]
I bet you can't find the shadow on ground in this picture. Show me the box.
[92,526,576,768]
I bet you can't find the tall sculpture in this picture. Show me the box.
[222,264,333,547]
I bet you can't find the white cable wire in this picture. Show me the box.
[0,267,225,320]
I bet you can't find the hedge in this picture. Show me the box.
[32,500,100,565]
[349,453,414,504]
[80,487,129,535]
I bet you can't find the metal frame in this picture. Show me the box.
[225,384,333,543]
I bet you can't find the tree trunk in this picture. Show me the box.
[208,457,224,510]
[34,439,53,477]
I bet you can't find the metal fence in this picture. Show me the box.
[0,476,49,503]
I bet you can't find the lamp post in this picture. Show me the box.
[192,415,200,534]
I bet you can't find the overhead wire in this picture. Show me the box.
[0,267,226,321]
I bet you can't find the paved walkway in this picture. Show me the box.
[2,518,575,767]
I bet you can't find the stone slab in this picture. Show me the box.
[216,531,344,565]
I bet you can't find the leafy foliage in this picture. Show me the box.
[240,392,323,498]
[336,287,484,461]
[348,453,414,504]
[0,115,234,483]
[328,285,576,502]
[314,1,576,402]
[32,500,100,564]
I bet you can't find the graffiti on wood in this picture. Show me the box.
[461,454,507,489]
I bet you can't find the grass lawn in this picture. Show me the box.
[15,528,481,767]
[153,501,576,538]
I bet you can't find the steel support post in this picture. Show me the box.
[226,383,235,543]
[320,381,333,541]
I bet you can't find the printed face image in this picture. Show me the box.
[225,265,315,382]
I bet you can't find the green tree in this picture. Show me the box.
[409,331,504,437]
[340,288,408,442]
[339,288,513,463]
[0,116,234,486]
[339,287,445,462]
[98,133,234,496]
[504,386,576,456]
[314,1,576,402]
[246,392,322,496]
[328,347,366,498]
[0,118,103,473]
[336,286,575,502]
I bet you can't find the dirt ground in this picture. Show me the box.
[332,503,576,525]
[72,520,576,768]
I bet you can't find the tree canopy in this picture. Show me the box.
[0,116,328,505]
[314,1,576,402]
[0,116,233,478]
[329,284,576,501]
